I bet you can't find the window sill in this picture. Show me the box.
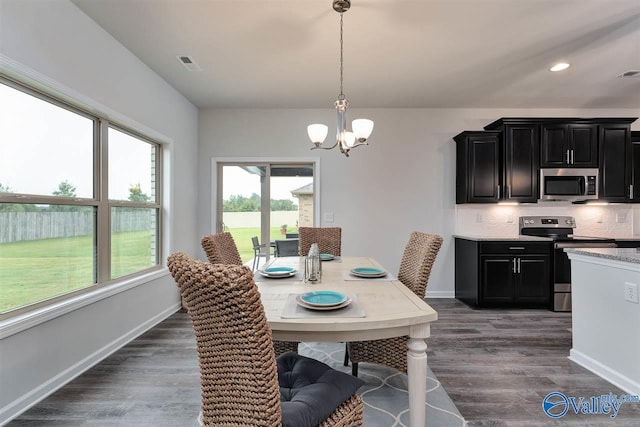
[0,268,170,340]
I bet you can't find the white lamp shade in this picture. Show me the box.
[307,124,328,144]
[352,119,374,140]
[344,131,356,148]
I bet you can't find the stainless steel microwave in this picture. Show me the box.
[540,168,599,201]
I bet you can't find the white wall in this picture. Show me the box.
[198,108,640,299]
[0,0,198,423]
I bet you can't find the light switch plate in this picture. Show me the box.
[625,282,639,304]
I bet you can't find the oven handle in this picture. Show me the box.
[554,242,617,249]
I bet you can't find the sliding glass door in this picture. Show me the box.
[215,161,316,266]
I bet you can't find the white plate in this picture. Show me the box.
[295,295,352,311]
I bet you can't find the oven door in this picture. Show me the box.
[553,241,617,312]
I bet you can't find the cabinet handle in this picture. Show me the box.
[571,149,574,165]
[507,184,511,199]
[517,258,521,274]
[497,185,501,199]
[566,150,570,164]
[631,184,634,200]
[509,246,525,250]
[512,258,517,273]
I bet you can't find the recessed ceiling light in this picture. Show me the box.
[550,62,570,72]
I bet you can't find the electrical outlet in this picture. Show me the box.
[323,212,334,223]
[616,212,627,223]
[476,213,483,223]
[625,282,639,304]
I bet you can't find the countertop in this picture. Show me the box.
[565,247,640,264]
[453,235,552,242]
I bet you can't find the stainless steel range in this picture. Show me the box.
[519,216,616,312]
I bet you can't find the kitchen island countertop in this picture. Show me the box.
[453,235,552,242]
[565,247,640,265]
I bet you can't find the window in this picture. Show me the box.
[0,78,162,316]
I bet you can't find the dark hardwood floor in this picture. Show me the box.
[425,298,640,426]
[8,299,640,426]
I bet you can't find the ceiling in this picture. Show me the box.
[71,0,640,109]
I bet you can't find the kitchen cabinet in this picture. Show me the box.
[599,123,632,202]
[454,131,501,203]
[485,120,539,203]
[540,123,598,167]
[632,132,640,201]
[455,238,552,308]
[454,117,638,204]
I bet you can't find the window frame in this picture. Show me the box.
[0,76,164,319]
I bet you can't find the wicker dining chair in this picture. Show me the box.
[346,232,443,376]
[167,252,364,427]
[201,232,243,265]
[200,232,299,355]
[299,227,342,256]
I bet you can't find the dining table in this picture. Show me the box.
[254,256,438,427]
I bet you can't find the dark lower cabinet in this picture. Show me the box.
[455,238,552,309]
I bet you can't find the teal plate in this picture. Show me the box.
[299,290,347,307]
[350,267,387,278]
[259,266,297,278]
[320,253,335,261]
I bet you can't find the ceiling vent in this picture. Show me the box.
[617,70,640,78]
[176,55,202,71]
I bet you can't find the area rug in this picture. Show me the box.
[300,342,466,427]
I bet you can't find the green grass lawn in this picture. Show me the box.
[0,231,154,312]
[0,227,296,312]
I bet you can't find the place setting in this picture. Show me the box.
[343,266,396,281]
[319,253,341,262]
[281,290,365,318]
[254,265,302,281]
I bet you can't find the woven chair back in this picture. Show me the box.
[167,252,281,426]
[201,232,243,265]
[397,232,443,298]
[299,227,342,256]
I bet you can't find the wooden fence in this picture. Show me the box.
[0,210,155,244]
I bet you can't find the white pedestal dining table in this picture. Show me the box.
[255,256,438,427]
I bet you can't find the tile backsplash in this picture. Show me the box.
[455,204,639,238]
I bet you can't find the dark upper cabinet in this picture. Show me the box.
[540,123,598,167]
[454,131,501,203]
[632,132,640,201]
[455,118,638,204]
[599,123,632,202]
[485,120,539,203]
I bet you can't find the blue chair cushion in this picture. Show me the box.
[277,352,364,427]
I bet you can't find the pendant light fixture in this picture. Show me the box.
[307,0,373,157]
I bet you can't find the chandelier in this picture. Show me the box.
[307,0,374,157]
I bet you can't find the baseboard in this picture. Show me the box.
[0,303,182,425]
[425,290,455,298]
[569,349,640,396]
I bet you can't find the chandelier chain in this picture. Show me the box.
[339,12,344,99]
